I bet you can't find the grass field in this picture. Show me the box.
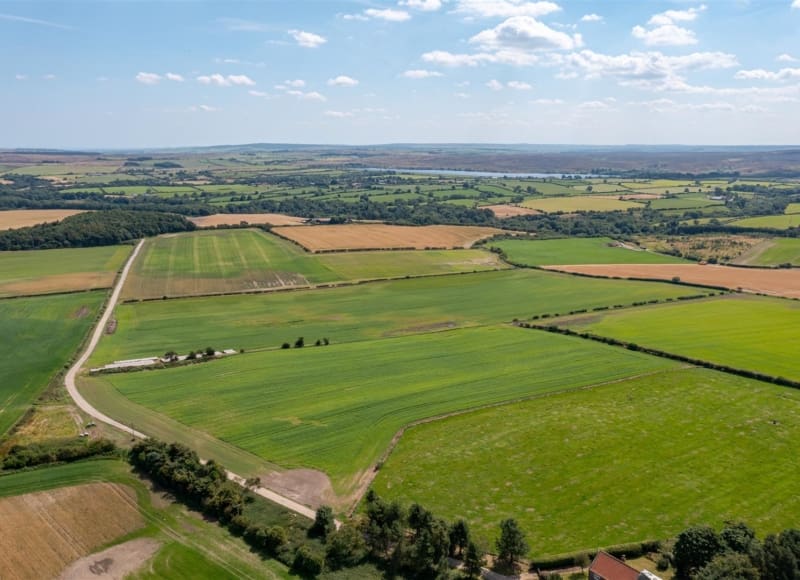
[0,209,86,230]
[87,326,679,496]
[785,203,800,214]
[272,224,502,251]
[492,237,687,265]
[730,214,800,229]
[556,294,800,381]
[1,291,105,436]
[94,269,706,364]
[647,195,723,211]
[123,229,505,299]
[520,196,641,213]
[372,367,800,557]
[0,245,130,297]
[735,238,800,266]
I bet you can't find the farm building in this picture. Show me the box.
[588,551,662,580]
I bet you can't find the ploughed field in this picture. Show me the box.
[372,368,800,557]
[93,268,708,365]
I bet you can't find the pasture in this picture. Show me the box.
[372,368,800,557]
[0,291,104,436]
[0,209,86,230]
[730,214,800,229]
[271,224,503,251]
[556,294,800,381]
[89,326,679,496]
[94,269,706,364]
[0,245,131,297]
[492,237,687,265]
[520,196,641,213]
[543,263,800,298]
[735,238,800,266]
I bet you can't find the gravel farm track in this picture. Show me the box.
[64,238,319,522]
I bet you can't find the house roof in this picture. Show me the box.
[590,551,641,580]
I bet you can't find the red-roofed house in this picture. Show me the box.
[588,551,662,580]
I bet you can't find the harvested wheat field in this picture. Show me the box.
[484,204,541,218]
[0,209,86,231]
[272,224,503,252]
[544,263,800,299]
[190,213,306,227]
[0,482,144,580]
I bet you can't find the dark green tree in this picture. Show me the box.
[325,523,367,570]
[695,552,760,580]
[310,505,336,539]
[674,525,723,579]
[449,519,470,557]
[463,541,486,579]
[495,518,528,569]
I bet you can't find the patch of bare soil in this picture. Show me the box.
[190,213,306,227]
[105,318,117,335]
[72,305,90,319]
[0,272,115,297]
[58,538,161,580]
[261,469,337,510]
[484,204,541,218]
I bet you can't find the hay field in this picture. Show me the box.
[90,326,678,495]
[493,237,687,266]
[543,263,800,298]
[0,482,143,579]
[484,204,541,218]
[734,238,800,266]
[520,196,641,213]
[189,213,306,227]
[0,245,130,297]
[556,294,800,381]
[93,269,705,365]
[373,368,800,557]
[730,214,800,229]
[272,224,503,251]
[0,209,86,230]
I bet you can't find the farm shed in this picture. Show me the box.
[589,551,662,580]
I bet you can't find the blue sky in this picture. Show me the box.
[2,0,800,148]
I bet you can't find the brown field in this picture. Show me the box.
[0,483,144,580]
[190,213,306,227]
[639,235,763,263]
[0,210,86,231]
[0,272,116,297]
[544,263,800,299]
[484,204,541,218]
[272,224,504,252]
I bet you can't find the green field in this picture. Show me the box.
[0,245,131,297]
[735,238,800,266]
[372,368,800,557]
[123,229,504,299]
[647,195,723,211]
[730,214,800,229]
[785,203,800,214]
[492,237,687,265]
[0,460,289,579]
[86,326,678,495]
[0,291,105,436]
[521,196,641,213]
[94,269,708,365]
[556,295,800,382]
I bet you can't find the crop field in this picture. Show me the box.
[272,224,503,251]
[189,213,306,227]
[647,195,723,210]
[785,203,800,214]
[88,326,679,495]
[372,368,800,557]
[0,482,144,579]
[122,229,506,299]
[555,294,800,381]
[0,245,130,297]
[520,196,641,213]
[735,238,800,266]
[0,209,86,230]
[93,269,706,364]
[484,204,541,218]
[1,291,104,436]
[730,214,800,229]
[492,237,687,265]
[544,263,800,298]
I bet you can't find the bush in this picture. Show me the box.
[293,545,324,577]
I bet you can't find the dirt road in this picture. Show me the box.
[63,239,319,523]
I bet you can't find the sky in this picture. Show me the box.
[2,0,800,148]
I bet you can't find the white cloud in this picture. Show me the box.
[531,98,564,104]
[328,75,359,87]
[735,68,800,81]
[507,80,533,90]
[422,49,539,67]
[0,13,73,30]
[165,72,184,82]
[581,14,603,23]
[399,0,442,11]
[198,104,218,112]
[365,8,412,21]
[454,92,470,98]
[342,13,369,21]
[792,0,800,8]
[283,79,306,88]
[486,79,504,91]
[15,74,27,81]
[454,0,561,19]
[578,100,611,110]
[777,54,798,63]
[287,90,327,102]
[289,29,327,48]
[325,110,354,118]
[42,74,56,80]
[471,16,583,52]
[196,73,255,87]
[218,18,268,32]
[402,69,443,78]
[249,90,270,97]
[632,5,706,47]
[136,72,162,85]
